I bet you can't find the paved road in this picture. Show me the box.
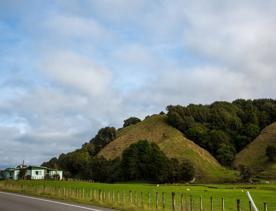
[0,191,117,211]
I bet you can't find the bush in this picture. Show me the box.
[123,117,141,128]
[266,145,276,161]
[178,160,195,182]
[239,165,253,182]
[121,140,169,183]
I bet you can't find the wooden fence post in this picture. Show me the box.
[172,192,176,211]
[162,192,165,211]
[136,191,138,207]
[148,192,151,208]
[249,201,252,211]
[128,190,131,203]
[141,192,143,208]
[237,199,241,211]
[200,196,203,211]
[210,196,213,211]
[181,193,184,211]
[117,191,120,204]
[156,192,159,210]
[112,190,114,205]
[222,197,225,211]
[89,189,92,200]
[264,202,267,211]
[190,195,193,211]
[131,190,133,203]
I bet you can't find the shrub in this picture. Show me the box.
[123,117,141,128]
[239,165,253,182]
[266,145,276,161]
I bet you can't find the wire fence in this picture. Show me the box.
[0,181,271,211]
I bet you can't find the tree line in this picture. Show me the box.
[167,99,276,166]
[43,140,195,183]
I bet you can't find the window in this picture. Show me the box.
[35,171,42,175]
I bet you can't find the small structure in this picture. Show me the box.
[1,165,63,180]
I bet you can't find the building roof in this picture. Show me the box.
[4,165,62,172]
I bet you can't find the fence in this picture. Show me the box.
[0,182,270,211]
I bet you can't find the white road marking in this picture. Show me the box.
[0,191,105,211]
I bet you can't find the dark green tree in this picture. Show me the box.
[88,157,121,182]
[42,157,59,169]
[123,117,141,127]
[186,123,208,148]
[121,140,169,182]
[90,127,117,155]
[177,160,195,182]
[166,158,180,183]
[266,145,276,161]
[216,144,236,166]
[239,165,253,182]
[209,130,230,154]
[243,124,260,138]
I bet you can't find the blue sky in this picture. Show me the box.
[1,0,276,168]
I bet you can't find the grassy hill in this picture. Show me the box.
[234,122,276,179]
[98,114,237,183]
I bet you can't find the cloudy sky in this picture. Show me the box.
[1,0,276,168]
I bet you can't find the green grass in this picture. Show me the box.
[1,180,276,211]
[99,115,238,183]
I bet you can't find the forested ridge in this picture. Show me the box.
[167,99,276,166]
[43,99,276,182]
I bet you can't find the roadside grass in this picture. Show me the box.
[1,180,276,210]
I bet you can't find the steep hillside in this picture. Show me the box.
[234,122,276,179]
[98,115,237,183]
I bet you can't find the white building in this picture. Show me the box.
[1,165,63,180]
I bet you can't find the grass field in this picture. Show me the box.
[0,180,275,211]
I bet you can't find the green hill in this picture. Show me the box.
[234,122,276,179]
[98,115,237,183]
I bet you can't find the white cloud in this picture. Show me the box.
[43,14,109,41]
[1,0,276,168]
[41,51,112,97]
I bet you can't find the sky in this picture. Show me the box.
[1,0,276,168]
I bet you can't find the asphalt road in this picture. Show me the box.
[0,191,117,211]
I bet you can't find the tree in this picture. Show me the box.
[89,157,112,182]
[239,165,253,182]
[243,124,260,138]
[266,145,276,161]
[186,123,208,148]
[123,117,141,128]
[121,140,169,182]
[58,150,90,179]
[166,158,180,183]
[209,130,230,154]
[42,157,59,169]
[90,127,117,155]
[216,144,236,166]
[178,160,195,182]
[19,167,27,180]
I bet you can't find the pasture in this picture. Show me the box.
[0,180,275,210]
